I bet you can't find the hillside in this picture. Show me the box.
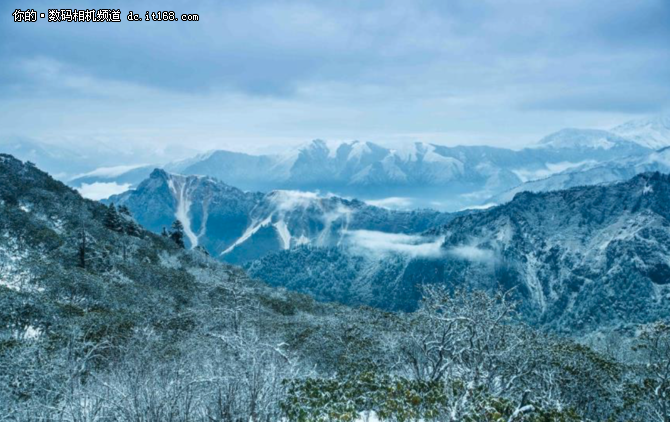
[0,153,404,419]
[250,172,670,333]
[3,154,670,421]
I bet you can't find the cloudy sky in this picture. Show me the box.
[1,0,669,159]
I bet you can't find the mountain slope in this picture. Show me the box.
[249,172,670,333]
[0,153,429,419]
[109,169,456,263]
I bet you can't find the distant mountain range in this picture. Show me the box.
[3,114,669,211]
[491,146,670,204]
[612,114,670,150]
[77,117,667,210]
[108,169,456,263]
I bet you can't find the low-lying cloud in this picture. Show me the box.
[345,230,444,259]
[77,182,131,201]
[447,245,495,263]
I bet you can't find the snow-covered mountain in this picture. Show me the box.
[612,114,670,149]
[8,113,668,210]
[108,169,456,263]
[489,146,670,204]
[0,137,93,180]
[248,172,670,333]
[92,134,650,210]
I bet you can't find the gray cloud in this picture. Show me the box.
[0,0,668,152]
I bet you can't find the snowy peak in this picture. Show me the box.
[612,114,670,149]
[537,128,641,150]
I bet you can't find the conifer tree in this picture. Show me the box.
[118,205,132,216]
[103,204,123,232]
[170,220,186,248]
[125,220,142,237]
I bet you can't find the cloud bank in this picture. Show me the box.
[345,230,444,259]
[77,182,131,200]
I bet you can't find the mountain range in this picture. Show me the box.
[491,146,670,204]
[64,114,670,210]
[108,169,456,263]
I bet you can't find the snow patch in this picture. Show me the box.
[273,220,291,249]
[222,215,273,255]
[167,175,199,248]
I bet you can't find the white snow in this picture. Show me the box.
[536,129,623,150]
[167,175,199,248]
[612,114,670,149]
[221,215,273,255]
[273,220,291,249]
[347,141,372,161]
[512,160,597,183]
[23,326,42,340]
[223,189,358,253]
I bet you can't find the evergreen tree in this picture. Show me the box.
[118,205,132,216]
[170,220,185,248]
[103,204,123,232]
[161,226,169,237]
[125,220,142,237]
[194,245,210,256]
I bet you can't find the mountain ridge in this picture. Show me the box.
[249,171,670,333]
[108,168,457,263]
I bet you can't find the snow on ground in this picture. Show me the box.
[222,215,273,255]
[167,175,199,248]
[273,221,291,249]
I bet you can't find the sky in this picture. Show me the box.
[1,0,669,161]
